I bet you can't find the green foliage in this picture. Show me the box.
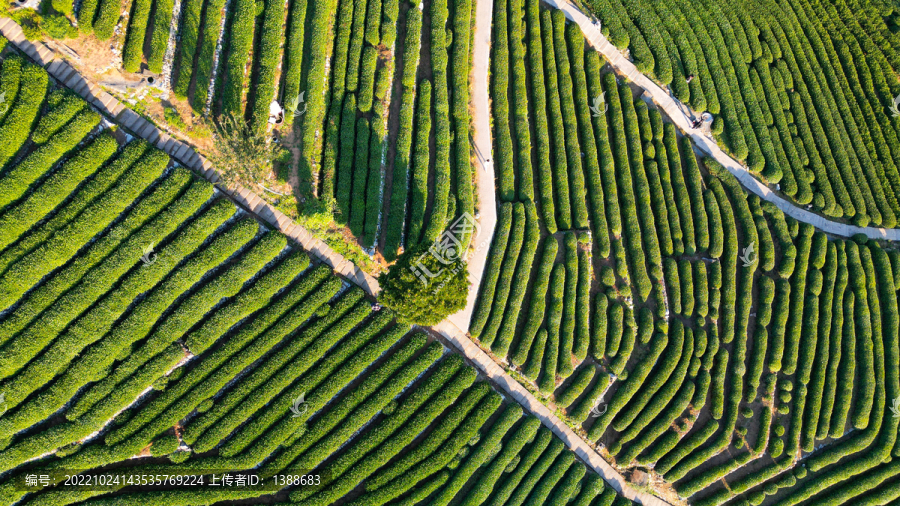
[480,204,526,348]
[589,331,668,439]
[41,14,77,39]
[248,0,287,133]
[382,6,423,259]
[558,232,579,376]
[378,242,468,326]
[493,203,541,355]
[172,0,204,97]
[538,264,565,392]
[150,434,179,456]
[0,62,48,176]
[470,203,513,339]
[0,151,170,310]
[0,132,114,252]
[121,0,153,71]
[513,237,559,365]
[541,10,571,229]
[220,0,257,115]
[0,108,98,213]
[146,0,174,72]
[556,365,596,408]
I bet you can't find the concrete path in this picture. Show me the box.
[543,0,900,242]
[447,0,498,333]
[0,18,381,297]
[433,317,672,506]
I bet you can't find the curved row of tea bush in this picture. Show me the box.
[479,7,900,505]
[583,0,900,228]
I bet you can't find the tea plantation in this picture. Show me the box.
[0,51,635,505]
[68,0,476,261]
[7,0,900,502]
[475,1,900,504]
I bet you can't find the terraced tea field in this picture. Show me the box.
[8,0,900,503]
[476,2,900,504]
[0,47,638,505]
[585,0,900,229]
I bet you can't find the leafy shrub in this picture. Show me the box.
[150,434,179,456]
[525,0,555,228]
[694,262,709,317]
[556,365,596,408]
[663,258,681,314]
[409,80,436,242]
[470,203,513,338]
[522,329,548,382]
[513,238,558,365]
[541,10,571,228]
[146,0,174,72]
[382,6,424,257]
[590,291,610,360]
[538,264,565,392]
[110,268,335,446]
[705,189,723,258]
[0,62,48,175]
[605,74,651,299]
[221,0,258,112]
[568,26,610,254]
[71,231,288,425]
[480,204,526,347]
[558,232,579,376]
[575,246,592,360]
[589,331,669,439]
[613,321,689,436]
[493,202,541,355]
[121,0,154,72]
[248,0,287,133]
[208,114,283,187]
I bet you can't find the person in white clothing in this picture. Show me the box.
[268,100,284,124]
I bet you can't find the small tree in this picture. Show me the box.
[378,241,468,326]
[208,113,280,188]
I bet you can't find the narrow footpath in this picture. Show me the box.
[447,0,497,334]
[544,0,900,241]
